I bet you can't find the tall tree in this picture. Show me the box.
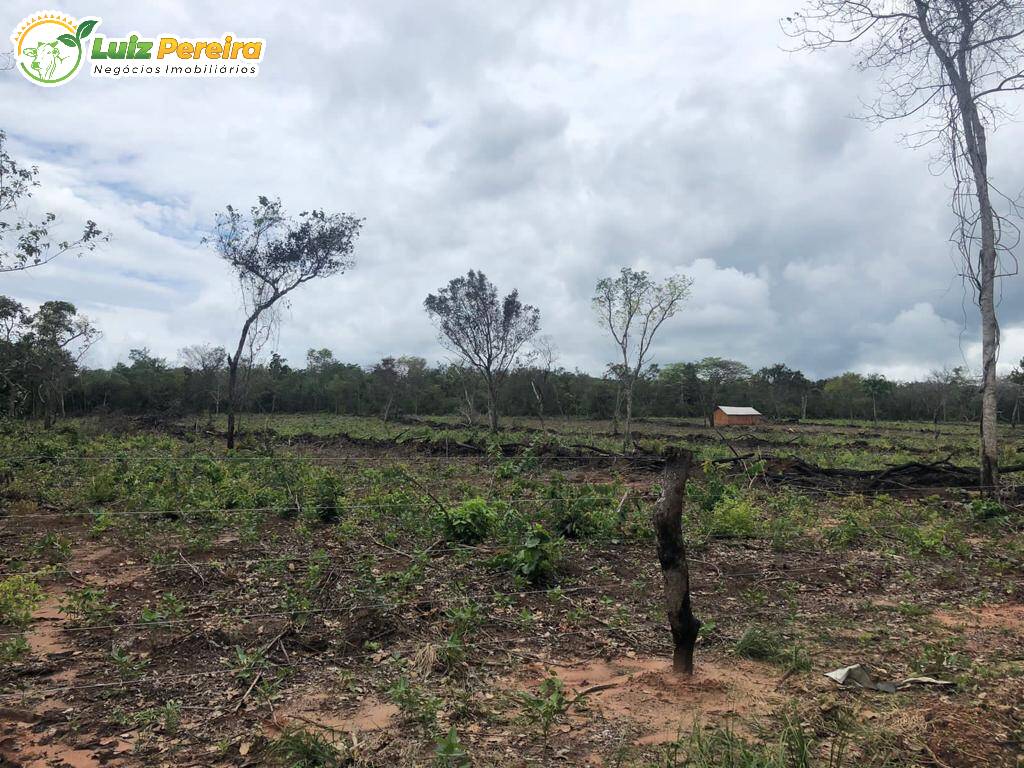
[694,357,752,426]
[593,268,692,450]
[22,300,99,427]
[786,1,1024,487]
[0,130,105,274]
[209,196,362,448]
[370,356,402,422]
[0,296,29,416]
[823,372,867,420]
[754,363,811,419]
[530,335,561,427]
[180,343,227,416]
[862,373,895,422]
[424,270,540,431]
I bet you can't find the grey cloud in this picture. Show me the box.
[3,0,1022,380]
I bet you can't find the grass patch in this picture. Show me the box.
[734,626,811,673]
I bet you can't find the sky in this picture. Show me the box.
[3,0,1024,381]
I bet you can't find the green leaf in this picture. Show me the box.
[76,19,99,40]
[57,33,77,47]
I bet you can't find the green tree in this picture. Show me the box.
[862,374,895,423]
[209,196,362,448]
[823,372,866,420]
[695,357,752,426]
[425,270,541,432]
[22,301,99,427]
[0,131,106,274]
[593,268,692,450]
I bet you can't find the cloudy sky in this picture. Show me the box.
[3,0,1024,381]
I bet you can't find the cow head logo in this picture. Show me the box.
[11,12,99,87]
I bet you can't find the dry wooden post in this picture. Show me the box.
[652,447,700,674]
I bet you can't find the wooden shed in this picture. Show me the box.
[713,405,763,427]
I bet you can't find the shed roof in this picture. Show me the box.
[715,405,762,416]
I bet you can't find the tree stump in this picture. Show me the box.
[652,447,700,674]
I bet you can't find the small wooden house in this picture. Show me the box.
[713,405,763,427]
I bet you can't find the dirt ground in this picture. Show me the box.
[1,421,1023,766]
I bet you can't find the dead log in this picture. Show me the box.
[651,447,701,674]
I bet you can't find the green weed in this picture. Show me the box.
[268,728,349,767]
[0,574,43,628]
[439,498,497,544]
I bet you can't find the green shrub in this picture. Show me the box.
[509,524,560,585]
[0,574,43,628]
[516,673,571,737]
[60,587,115,625]
[388,675,441,729]
[86,470,120,503]
[543,478,618,539]
[0,635,30,663]
[687,461,739,513]
[29,532,72,563]
[824,510,869,548]
[439,498,497,544]
[969,498,1006,521]
[306,470,343,523]
[434,726,471,767]
[705,496,762,538]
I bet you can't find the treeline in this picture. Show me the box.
[7,308,1024,426]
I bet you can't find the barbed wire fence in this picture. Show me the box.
[1,437,1020,709]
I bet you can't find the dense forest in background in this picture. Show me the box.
[5,295,1024,427]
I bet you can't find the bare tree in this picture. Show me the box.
[785,1,1024,488]
[593,268,692,451]
[209,196,362,448]
[530,335,560,428]
[180,343,228,416]
[1,130,106,274]
[424,270,540,432]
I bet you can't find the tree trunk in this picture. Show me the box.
[531,379,545,428]
[486,375,499,432]
[611,382,622,436]
[952,73,998,488]
[622,380,634,452]
[226,359,239,449]
[970,122,999,490]
[651,448,699,674]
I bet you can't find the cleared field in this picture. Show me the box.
[0,416,1021,767]
[194,412,1024,469]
